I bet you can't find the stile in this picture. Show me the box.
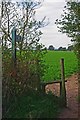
[40,58,67,107]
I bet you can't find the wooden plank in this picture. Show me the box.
[40,79,67,86]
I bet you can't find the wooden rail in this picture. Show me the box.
[40,79,67,96]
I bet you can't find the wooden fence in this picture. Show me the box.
[40,58,67,107]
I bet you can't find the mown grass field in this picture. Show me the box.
[43,51,78,81]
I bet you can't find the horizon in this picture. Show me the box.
[36,0,72,49]
[0,0,74,49]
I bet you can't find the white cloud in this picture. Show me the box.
[0,0,73,48]
[45,0,65,2]
[36,0,72,48]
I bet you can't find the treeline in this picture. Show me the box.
[47,45,73,51]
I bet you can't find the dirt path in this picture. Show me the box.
[45,74,79,119]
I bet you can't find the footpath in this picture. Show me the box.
[46,74,79,119]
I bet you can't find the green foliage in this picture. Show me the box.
[2,46,47,115]
[55,2,80,37]
[43,51,78,81]
[3,90,62,118]
[55,1,80,59]
[2,1,48,117]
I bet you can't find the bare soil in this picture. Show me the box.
[45,74,80,119]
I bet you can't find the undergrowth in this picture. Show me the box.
[3,90,62,119]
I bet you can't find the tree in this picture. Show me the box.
[67,45,73,51]
[0,0,48,51]
[55,1,80,56]
[58,47,66,51]
[1,0,49,116]
[58,47,62,51]
[1,0,48,87]
[48,45,54,50]
[55,1,80,101]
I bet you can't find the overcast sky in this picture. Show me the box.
[36,0,72,49]
[0,0,74,48]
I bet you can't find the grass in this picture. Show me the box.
[3,50,78,119]
[43,51,78,81]
[16,50,78,82]
[3,90,62,118]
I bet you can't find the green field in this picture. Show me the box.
[43,51,78,81]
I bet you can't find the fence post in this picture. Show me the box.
[60,82,62,96]
[60,58,67,107]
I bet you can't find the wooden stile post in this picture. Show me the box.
[60,82,62,96]
[60,58,67,107]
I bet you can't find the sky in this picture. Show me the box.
[0,0,75,48]
[36,0,72,49]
